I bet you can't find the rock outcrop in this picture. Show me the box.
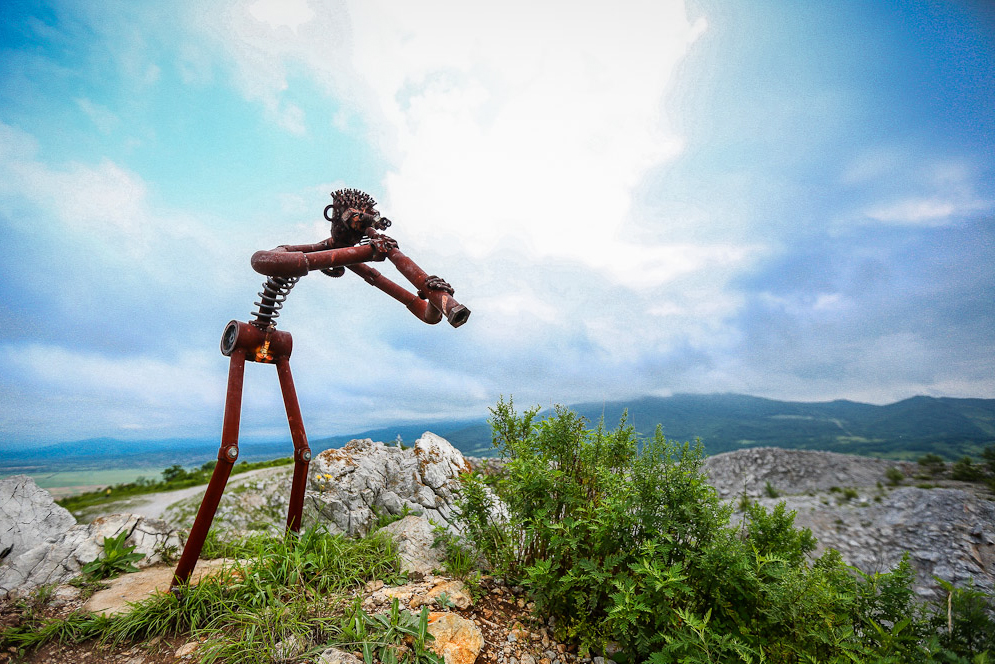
[1,474,76,563]
[304,433,473,537]
[705,447,994,600]
[0,476,183,597]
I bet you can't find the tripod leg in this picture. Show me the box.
[172,350,247,586]
[276,356,312,532]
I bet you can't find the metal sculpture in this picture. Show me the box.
[172,189,469,586]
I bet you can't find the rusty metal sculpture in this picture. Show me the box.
[172,189,469,586]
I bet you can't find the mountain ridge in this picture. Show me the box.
[4,393,993,469]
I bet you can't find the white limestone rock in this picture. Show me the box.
[379,515,446,576]
[304,433,475,537]
[0,475,76,563]
[0,482,184,598]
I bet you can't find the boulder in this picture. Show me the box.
[379,515,446,576]
[0,478,184,597]
[774,487,995,600]
[304,433,474,537]
[0,475,76,563]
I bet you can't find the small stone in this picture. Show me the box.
[318,647,365,664]
[427,612,484,664]
[174,641,200,658]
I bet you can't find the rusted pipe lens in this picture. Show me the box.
[447,305,471,328]
[221,320,239,356]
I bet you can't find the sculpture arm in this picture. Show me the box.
[250,243,379,278]
[347,264,444,325]
[365,229,471,327]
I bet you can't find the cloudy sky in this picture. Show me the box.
[1,0,993,446]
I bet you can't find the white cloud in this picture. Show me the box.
[75,98,119,134]
[190,1,723,280]
[864,196,987,226]
[248,0,316,32]
[1,343,227,440]
[843,149,991,227]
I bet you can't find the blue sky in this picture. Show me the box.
[1,0,993,446]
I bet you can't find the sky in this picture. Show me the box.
[0,0,993,446]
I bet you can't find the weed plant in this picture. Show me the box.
[454,398,995,663]
[80,531,145,581]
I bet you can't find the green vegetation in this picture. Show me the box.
[55,456,294,514]
[951,456,984,482]
[0,527,412,664]
[452,399,995,663]
[886,466,905,486]
[918,453,947,476]
[80,532,145,581]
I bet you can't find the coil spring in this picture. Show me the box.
[252,276,299,327]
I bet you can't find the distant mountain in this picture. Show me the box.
[5,394,993,473]
[560,394,995,459]
[345,393,995,461]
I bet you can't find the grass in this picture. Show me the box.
[0,526,408,663]
[56,457,294,514]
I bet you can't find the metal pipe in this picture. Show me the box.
[172,349,246,586]
[251,244,378,277]
[276,356,311,532]
[347,264,444,324]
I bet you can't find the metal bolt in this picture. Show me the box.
[226,447,238,460]
[302,449,312,462]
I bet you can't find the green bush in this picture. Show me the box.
[951,457,984,482]
[456,398,994,663]
[982,445,995,475]
[918,453,947,476]
[885,466,905,486]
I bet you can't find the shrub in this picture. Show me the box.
[951,457,984,482]
[454,399,995,663]
[982,445,995,475]
[885,466,905,486]
[764,481,780,498]
[918,453,946,476]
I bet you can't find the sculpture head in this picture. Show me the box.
[325,188,391,247]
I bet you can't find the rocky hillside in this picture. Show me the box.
[5,439,992,606]
[704,447,995,600]
[141,440,995,603]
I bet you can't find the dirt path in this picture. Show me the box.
[75,466,291,523]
